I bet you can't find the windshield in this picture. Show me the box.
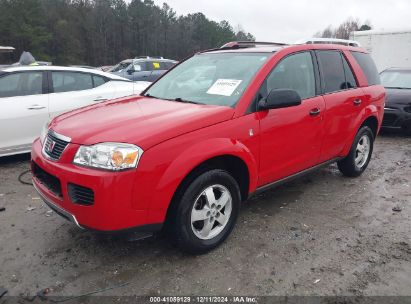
[144,52,270,107]
[380,70,411,89]
[110,61,131,73]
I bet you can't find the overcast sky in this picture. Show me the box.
[151,0,411,43]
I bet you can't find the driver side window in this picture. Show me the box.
[258,52,316,104]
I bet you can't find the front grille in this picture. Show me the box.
[32,162,62,198]
[382,113,398,126]
[68,183,94,206]
[43,131,70,160]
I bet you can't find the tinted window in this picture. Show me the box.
[147,61,163,71]
[342,55,357,89]
[263,52,316,100]
[163,61,176,69]
[110,61,132,72]
[147,61,176,71]
[93,75,106,87]
[0,72,43,98]
[52,72,93,93]
[317,51,347,93]
[351,51,380,86]
[132,61,146,72]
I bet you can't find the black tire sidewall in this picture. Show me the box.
[174,169,241,253]
[341,126,374,176]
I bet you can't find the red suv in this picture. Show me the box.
[31,41,385,253]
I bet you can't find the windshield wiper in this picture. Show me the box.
[143,93,157,98]
[173,97,204,105]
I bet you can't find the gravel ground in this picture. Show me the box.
[0,130,410,299]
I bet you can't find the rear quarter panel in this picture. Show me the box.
[339,50,385,156]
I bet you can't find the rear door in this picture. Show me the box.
[257,51,326,185]
[315,50,365,162]
[147,60,168,82]
[48,71,115,117]
[0,71,49,154]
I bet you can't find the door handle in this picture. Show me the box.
[309,108,321,116]
[93,97,107,102]
[353,99,362,106]
[27,105,46,110]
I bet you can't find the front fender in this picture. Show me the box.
[154,138,258,210]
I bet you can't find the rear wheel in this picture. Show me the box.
[171,169,241,254]
[337,126,374,177]
[401,124,411,136]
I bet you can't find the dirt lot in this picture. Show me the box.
[0,131,410,299]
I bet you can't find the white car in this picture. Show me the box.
[0,66,150,157]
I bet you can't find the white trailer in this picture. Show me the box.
[350,29,411,72]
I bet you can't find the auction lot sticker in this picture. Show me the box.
[207,79,242,96]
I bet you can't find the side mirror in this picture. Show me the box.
[258,89,302,110]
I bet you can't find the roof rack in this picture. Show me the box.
[135,56,165,60]
[295,38,361,47]
[220,41,288,49]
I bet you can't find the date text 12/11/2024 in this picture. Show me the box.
[149,296,258,303]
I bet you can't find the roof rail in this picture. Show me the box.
[295,38,361,47]
[0,46,15,53]
[220,41,288,49]
[135,56,165,60]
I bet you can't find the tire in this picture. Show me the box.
[401,124,411,136]
[337,126,374,177]
[170,169,241,254]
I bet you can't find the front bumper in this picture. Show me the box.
[31,138,162,233]
[382,104,411,128]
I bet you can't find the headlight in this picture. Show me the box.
[73,143,143,171]
[40,119,52,144]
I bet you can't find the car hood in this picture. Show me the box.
[50,96,234,150]
[385,88,411,105]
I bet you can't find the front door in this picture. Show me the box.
[257,51,326,186]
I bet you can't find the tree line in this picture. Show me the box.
[0,0,255,66]
[314,17,372,40]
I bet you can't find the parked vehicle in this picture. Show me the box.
[31,41,384,253]
[350,29,411,71]
[380,68,411,135]
[0,66,149,157]
[109,57,177,82]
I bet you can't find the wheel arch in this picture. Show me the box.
[360,115,379,140]
[341,109,380,157]
[163,153,253,229]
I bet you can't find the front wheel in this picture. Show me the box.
[337,126,374,177]
[171,169,241,254]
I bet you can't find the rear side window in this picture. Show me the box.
[263,52,316,100]
[0,72,43,98]
[316,51,346,94]
[93,75,107,87]
[342,55,357,89]
[52,72,93,93]
[147,61,173,71]
[163,61,176,69]
[350,51,380,86]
